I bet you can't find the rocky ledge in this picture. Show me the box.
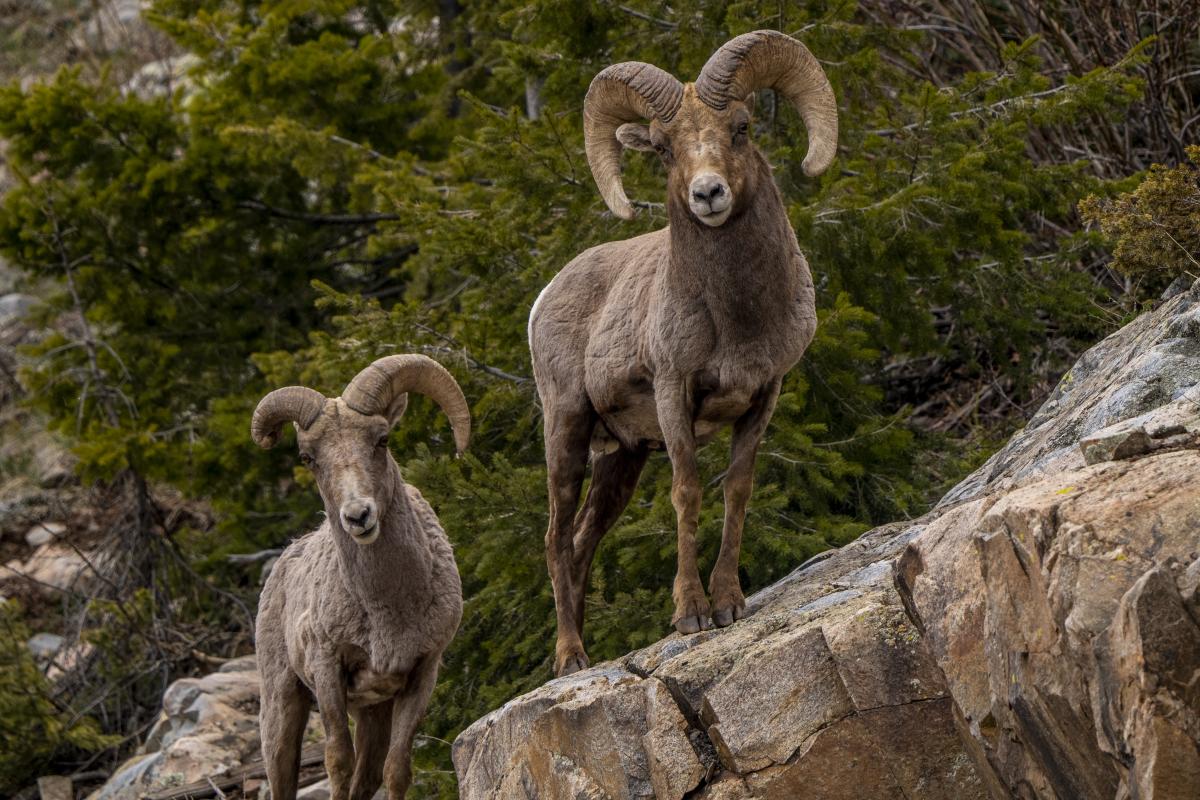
[452,279,1200,800]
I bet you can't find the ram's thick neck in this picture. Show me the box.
[331,461,433,621]
[665,163,803,332]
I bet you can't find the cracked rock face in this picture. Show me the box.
[453,278,1200,800]
[454,518,990,800]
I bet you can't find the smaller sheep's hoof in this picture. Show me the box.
[675,615,710,635]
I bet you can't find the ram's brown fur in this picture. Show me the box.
[529,31,837,676]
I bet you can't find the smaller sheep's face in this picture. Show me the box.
[617,91,761,227]
[295,400,399,546]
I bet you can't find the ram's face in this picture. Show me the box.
[295,401,394,546]
[617,89,760,227]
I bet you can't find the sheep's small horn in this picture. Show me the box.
[342,355,471,454]
[584,62,684,219]
[695,30,838,177]
[251,386,327,449]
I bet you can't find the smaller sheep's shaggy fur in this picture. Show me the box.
[252,356,467,800]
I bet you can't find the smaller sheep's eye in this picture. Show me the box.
[376,436,389,449]
[299,453,314,467]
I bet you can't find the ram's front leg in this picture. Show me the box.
[312,656,355,800]
[711,380,780,627]
[657,379,709,634]
[383,657,440,799]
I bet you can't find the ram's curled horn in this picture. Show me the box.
[695,30,838,177]
[341,354,471,454]
[251,386,327,449]
[584,62,684,219]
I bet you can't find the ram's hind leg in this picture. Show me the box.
[570,444,650,637]
[710,380,781,627]
[260,671,312,800]
[350,699,393,800]
[543,396,596,676]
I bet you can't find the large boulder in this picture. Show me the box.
[453,280,1200,800]
[454,518,990,800]
[87,656,315,800]
[87,656,263,800]
[87,655,325,800]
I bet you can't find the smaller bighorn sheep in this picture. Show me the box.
[530,30,838,675]
[252,355,469,800]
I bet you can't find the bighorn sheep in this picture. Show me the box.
[251,355,469,799]
[529,31,837,676]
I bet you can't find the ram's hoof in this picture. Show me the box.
[674,615,710,635]
[555,653,589,677]
[711,601,745,628]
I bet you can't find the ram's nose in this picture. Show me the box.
[691,176,725,204]
[340,498,378,541]
[688,173,732,223]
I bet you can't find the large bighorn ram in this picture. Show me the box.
[529,31,837,676]
[251,355,469,799]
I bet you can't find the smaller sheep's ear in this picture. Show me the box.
[616,123,655,152]
[385,392,409,428]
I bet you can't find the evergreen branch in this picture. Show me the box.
[329,134,387,160]
[237,200,401,225]
[867,84,1072,136]
[326,243,419,271]
[413,323,530,384]
[613,4,677,30]
[812,416,901,447]
[227,549,283,565]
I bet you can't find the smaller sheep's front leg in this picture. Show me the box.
[657,378,710,634]
[710,380,780,627]
[383,657,440,799]
[260,669,312,800]
[312,656,355,800]
[349,699,394,800]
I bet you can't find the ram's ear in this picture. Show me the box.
[385,393,409,428]
[616,123,655,152]
[743,92,756,113]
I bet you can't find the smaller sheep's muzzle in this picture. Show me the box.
[340,497,380,544]
[688,172,733,226]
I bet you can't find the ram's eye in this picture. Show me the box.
[734,122,749,140]
[376,436,389,449]
[299,453,314,466]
